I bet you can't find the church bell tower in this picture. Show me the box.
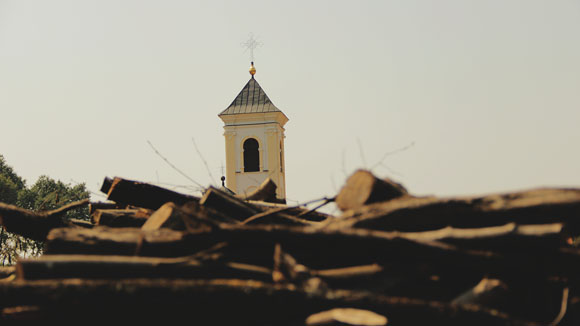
[218,62,289,200]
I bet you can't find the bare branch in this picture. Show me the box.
[356,137,368,168]
[192,137,217,187]
[370,141,415,171]
[341,148,348,178]
[146,140,204,190]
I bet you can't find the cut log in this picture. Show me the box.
[306,308,388,326]
[200,187,261,221]
[68,218,94,228]
[250,200,332,222]
[88,201,119,214]
[179,200,243,228]
[202,187,317,226]
[0,278,542,325]
[100,177,114,194]
[141,203,185,231]
[92,208,151,227]
[38,225,479,275]
[43,225,494,274]
[43,221,580,281]
[336,170,408,211]
[103,177,199,210]
[399,223,567,251]
[237,178,285,204]
[45,226,192,257]
[335,188,580,233]
[16,254,272,281]
[0,199,89,241]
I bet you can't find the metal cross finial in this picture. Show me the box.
[241,33,262,62]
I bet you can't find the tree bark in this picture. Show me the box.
[15,254,272,281]
[92,208,151,227]
[42,222,575,276]
[200,187,261,221]
[103,177,199,210]
[0,199,89,241]
[334,188,580,234]
[88,201,119,215]
[0,278,541,325]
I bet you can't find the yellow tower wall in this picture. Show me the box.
[220,112,287,199]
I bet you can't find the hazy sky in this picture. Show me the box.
[1,0,579,212]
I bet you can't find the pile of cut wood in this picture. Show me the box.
[1,170,580,325]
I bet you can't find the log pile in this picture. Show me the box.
[1,171,580,325]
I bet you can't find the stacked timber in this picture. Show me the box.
[0,171,580,325]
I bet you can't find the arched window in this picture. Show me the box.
[243,138,260,172]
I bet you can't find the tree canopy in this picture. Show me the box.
[0,154,90,265]
[0,155,26,205]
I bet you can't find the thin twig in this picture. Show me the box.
[192,137,217,187]
[241,197,335,225]
[370,141,415,171]
[147,140,204,189]
[141,181,200,192]
[341,148,348,178]
[296,197,335,217]
[47,199,90,216]
[356,137,367,168]
[330,174,337,193]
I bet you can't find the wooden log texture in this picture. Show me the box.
[104,177,199,210]
[200,187,261,221]
[15,254,272,281]
[242,207,320,227]
[0,199,89,241]
[68,218,94,228]
[42,222,580,279]
[306,308,388,326]
[0,278,543,325]
[0,266,15,279]
[140,203,185,231]
[88,201,119,214]
[201,188,323,226]
[91,208,151,227]
[334,188,580,233]
[237,177,284,204]
[336,170,408,211]
[250,201,332,222]
[45,227,193,257]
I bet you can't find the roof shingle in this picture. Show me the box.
[219,78,282,116]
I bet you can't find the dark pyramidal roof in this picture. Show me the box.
[219,77,282,116]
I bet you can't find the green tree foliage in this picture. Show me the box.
[18,175,90,220]
[0,155,26,205]
[0,174,21,205]
[0,154,90,265]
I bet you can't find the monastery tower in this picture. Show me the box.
[218,62,288,200]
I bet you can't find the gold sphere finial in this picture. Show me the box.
[249,61,256,77]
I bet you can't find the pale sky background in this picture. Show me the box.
[0,0,579,213]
